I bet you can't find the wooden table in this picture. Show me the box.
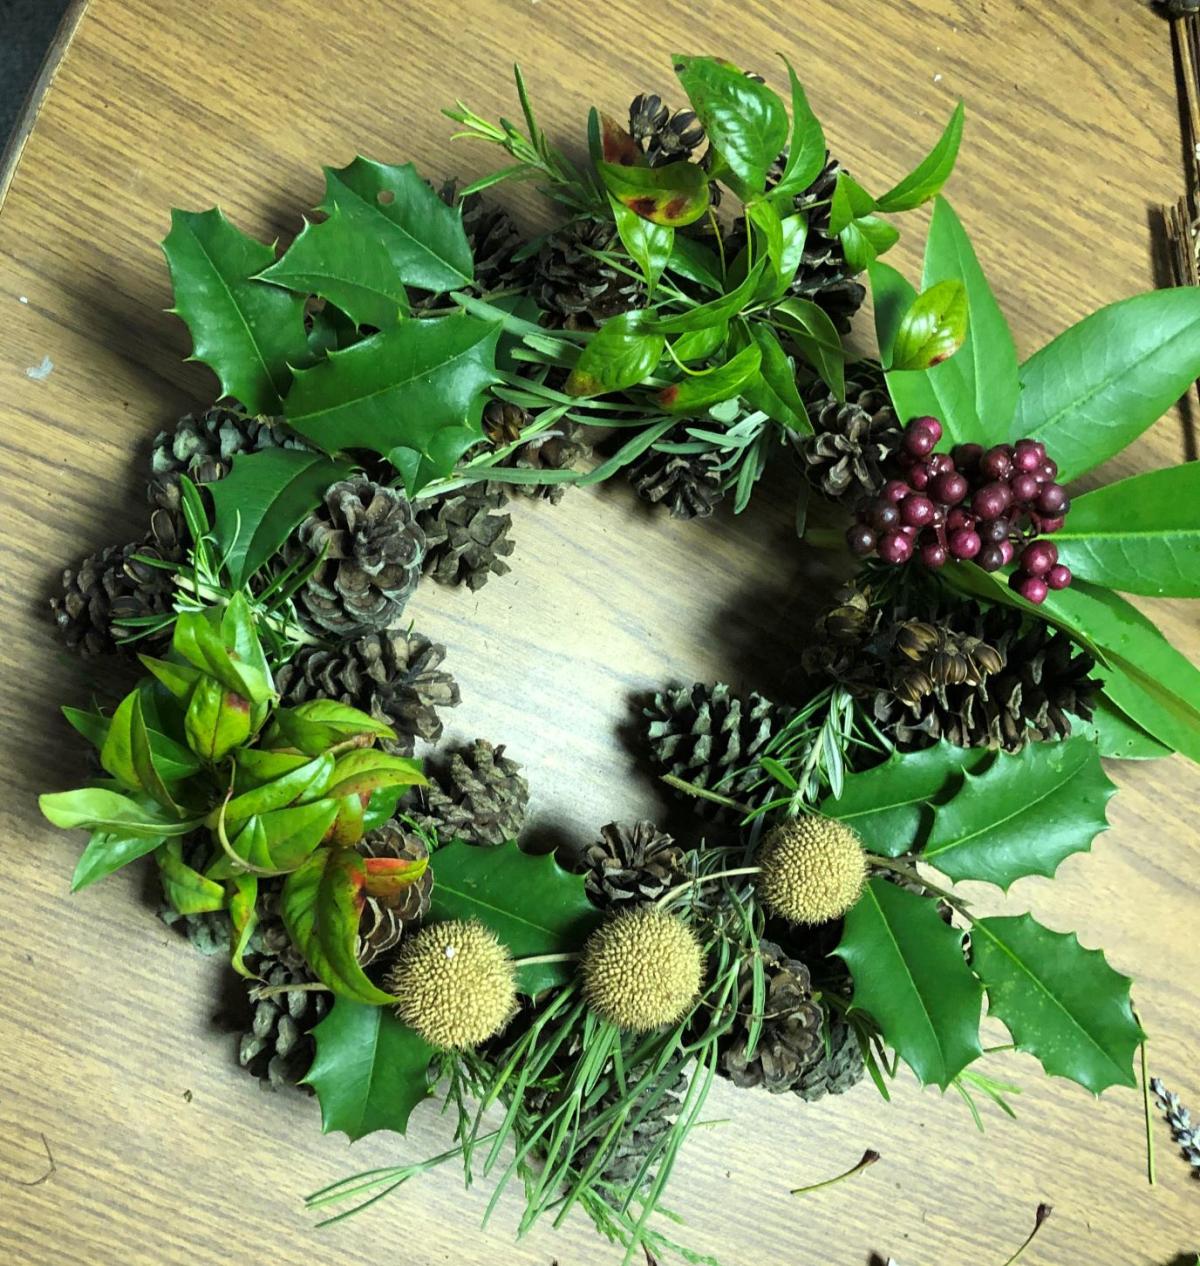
[1,2,1197,1263]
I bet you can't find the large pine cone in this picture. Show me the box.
[534,219,644,328]
[274,629,460,756]
[581,821,687,909]
[416,739,529,846]
[355,823,433,967]
[644,683,795,820]
[628,442,724,520]
[285,475,425,637]
[796,364,903,504]
[417,485,515,590]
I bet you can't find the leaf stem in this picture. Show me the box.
[659,774,755,815]
[789,1148,880,1196]
[655,867,762,910]
[999,1204,1052,1266]
[512,951,582,968]
[865,855,974,919]
[1136,1010,1156,1186]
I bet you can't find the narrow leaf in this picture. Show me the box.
[877,102,965,212]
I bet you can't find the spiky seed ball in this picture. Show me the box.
[756,817,867,925]
[386,919,516,1050]
[581,908,704,1033]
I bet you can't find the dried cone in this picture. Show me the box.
[274,629,461,756]
[794,1010,865,1101]
[534,219,644,329]
[575,1063,688,1187]
[628,92,705,165]
[238,953,330,1089]
[628,442,724,520]
[796,364,904,504]
[582,821,687,909]
[285,475,425,637]
[355,823,433,967]
[417,739,529,846]
[417,485,515,591]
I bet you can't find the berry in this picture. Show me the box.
[980,445,1013,479]
[869,500,900,531]
[1036,483,1068,514]
[952,443,983,470]
[948,528,982,560]
[1013,573,1049,604]
[1010,472,1039,504]
[900,494,936,528]
[1012,442,1043,473]
[913,416,943,443]
[1021,541,1058,576]
[908,463,931,490]
[930,471,968,504]
[928,453,955,476]
[882,479,910,504]
[1038,515,1065,534]
[1046,563,1072,590]
[977,544,1006,572]
[1039,458,1058,482]
[904,426,936,457]
[846,524,876,556]
[972,481,1012,521]
[920,541,948,568]
[878,532,914,564]
[981,517,1010,544]
[947,507,973,531]
[999,539,1015,565]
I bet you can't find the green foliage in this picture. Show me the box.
[922,737,1116,889]
[970,915,1142,1093]
[427,838,602,993]
[771,58,826,199]
[742,325,810,432]
[305,1000,436,1139]
[835,878,983,1088]
[566,312,664,396]
[889,279,968,372]
[608,195,673,290]
[876,102,965,213]
[772,298,846,400]
[658,342,762,414]
[597,159,710,227]
[162,208,310,414]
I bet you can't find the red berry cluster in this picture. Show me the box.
[844,417,1073,604]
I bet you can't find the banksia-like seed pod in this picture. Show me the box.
[757,818,867,925]
[386,920,517,1050]
[581,909,704,1033]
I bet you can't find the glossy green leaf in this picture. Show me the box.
[162,208,309,414]
[877,102,965,212]
[234,747,315,788]
[361,853,429,900]
[657,342,762,413]
[971,914,1142,1093]
[1012,287,1200,481]
[138,655,202,701]
[828,172,877,236]
[283,313,499,494]
[71,830,168,893]
[185,675,252,763]
[868,260,917,369]
[649,260,765,335]
[672,321,728,363]
[890,280,968,372]
[325,749,426,800]
[130,691,182,813]
[747,200,785,276]
[839,216,900,273]
[742,324,810,432]
[428,838,602,994]
[172,610,273,706]
[609,194,673,290]
[596,159,710,227]
[99,691,140,792]
[224,754,336,829]
[362,784,407,832]
[209,449,355,588]
[756,213,808,302]
[40,788,197,838]
[594,110,647,167]
[282,846,395,1004]
[819,740,990,857]
[673,54,788,194]
[923,737,1116,889]
[1050,465,1200,597]
[921,198,1019,441]
[1079,688,1173,760]
[770,58,826,199]
[305,1000,435,1139]
[667,236,724,292]
[566,312,664,397]
[63,708,201,782]
[211,799,341,878]
[158,838,225,914]
[834,878,983,1088]
[267,700,396,755]
[773,297,846,401]
[228,872,259,977]
[318,157,473,291]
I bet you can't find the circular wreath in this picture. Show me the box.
[39,54,1200,1265]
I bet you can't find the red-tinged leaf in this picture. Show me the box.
[228,873,259,978]
[157,838,225,914]
[657,341,761,413]
[600,112,645,166]
[566,312,664,397]
[362,855,430,900]
[324,749,426,800]
[596,159,710,227]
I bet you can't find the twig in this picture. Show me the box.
[999,1204,1052,1266]
[9,1133,55,1188]
[790,1148,880,1196]
[1150,1076,1200,1177]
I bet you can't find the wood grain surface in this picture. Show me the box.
[1,2,1198,1263]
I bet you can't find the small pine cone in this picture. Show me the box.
[628,92,705,165]
[644,683,795,821]
[159,907,233,956]
[285,475,425,637]
[796,365,903,504]
[274,630,460,756]
[416,739,529,846]
[503,423,592,504]
[417,486,515,591]
[355,822,433,967]
[582,821,687,909]
[792,1010,865,1102]
[577,1063,688,1187]
[534,219,644,328]
[628,443,724,520]
[238,954,330,1089]
[483,399,529,447]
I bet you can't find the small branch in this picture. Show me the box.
[9,1133,55,1188]
[999,1204,1052,1266]
[660,774,755,816]
[655,867,762,910]
[511,952,581,968]
[1136,1012,1156,1186]
[250,981,333,1002]
[790,1148,879,1196]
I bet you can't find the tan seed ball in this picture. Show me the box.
[581,908,703,1033]
[386,919,516,1050]
[756,817,867,924]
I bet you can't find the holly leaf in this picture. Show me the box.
[162,208,309,414]
[889,280,968,372]
[305,999,436,1140]
[318,157,473,291]
[819,740,991,857]
[1012,287,1200,482]
[256,205,410,329]
[834,878,982,1088]
[281,846,395,1004]
[876,102,965,213]
[428,838,602,994]
[209,450,355,588]
[922,737,1116,889]
[1050,464,1200,598]
[970,915,1142,1093]
[283,313,499,494]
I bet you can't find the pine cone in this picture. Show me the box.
[417,485,514,590]
[238,953,330,1089]
[628,442,724,520]
[416,739,529,846]
[796,364,904,504]
[582,821,687,909]
[534,219,644,328]
[285,475,425,637]
[274,630,460,755]
[794,1011,865,1101]
[644,683,795,820]
[576,1064,688,1187]
[628,93,705,165]
[159,906,233,956]
[355,822,433,967]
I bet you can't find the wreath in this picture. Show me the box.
[39,54,1200,1264]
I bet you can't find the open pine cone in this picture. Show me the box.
[417,485,515,590]
[415,739,529,846]
[628,442,724,520]
[355,823,433,967]
[534,219,644,328]
[581,821,687,909]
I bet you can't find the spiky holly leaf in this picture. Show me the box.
[970,915,1142,1093]
[820,740,990,857]
[428,839,602,994]
[834,878,982,1088]
[162,208,309,414]
[304,999,436,1140]
[922,736,1116,890]
[282,313,499,494]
